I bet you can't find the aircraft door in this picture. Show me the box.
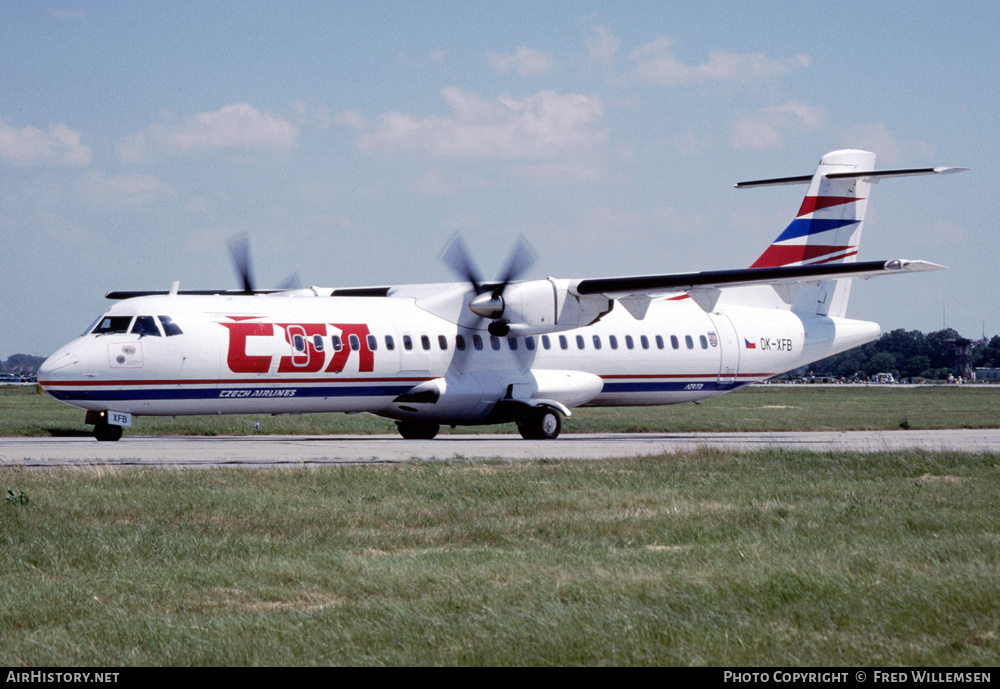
[707,313,740,386]
[399,331,432,373]
[286,325,310,368]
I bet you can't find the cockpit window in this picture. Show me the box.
[92,316,133,335]
[157,316,183,336]
[132,316,162,337]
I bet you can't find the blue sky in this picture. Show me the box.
[2,1,995,357]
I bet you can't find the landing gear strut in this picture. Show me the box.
[517,407,562,440]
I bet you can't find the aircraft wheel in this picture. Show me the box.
[396,420,440,440]
[517,408,561,440]
[93,422,123,442]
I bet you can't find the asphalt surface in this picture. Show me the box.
[2,429,999,468]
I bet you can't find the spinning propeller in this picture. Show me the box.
[226,233,301,294]
[441,234,537,336]
[227,233,257,294]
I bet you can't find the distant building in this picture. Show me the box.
[975,368,1000,381]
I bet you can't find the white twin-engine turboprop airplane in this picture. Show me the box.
[38,150,966,441]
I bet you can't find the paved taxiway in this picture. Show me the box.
[2,429,999,468]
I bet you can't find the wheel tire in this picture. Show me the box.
[517,408,562,440]
[93,422,123,442]
[396,421,440,440]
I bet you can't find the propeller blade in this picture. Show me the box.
[495,234,537,291]
[278,273,302,291]
[441,234,486,294]
[226,233,256,294]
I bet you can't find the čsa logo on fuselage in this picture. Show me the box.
[221,320,373,374]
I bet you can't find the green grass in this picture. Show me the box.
[2,450,999,666]
[5,383,1000,437]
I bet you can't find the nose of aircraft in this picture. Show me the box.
[37,342,83,387]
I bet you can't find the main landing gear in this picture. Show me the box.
[395,407,563,440]
[516,407,562,440]
[396,420,441,440]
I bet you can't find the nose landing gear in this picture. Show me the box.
[93,421,124,442]
[85,410,126,442]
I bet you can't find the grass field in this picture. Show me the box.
[2,451,998,666]
[3,382,1000,437]
[2,384,999,666]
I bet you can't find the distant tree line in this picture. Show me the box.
[801,328,1000,381]
[2,354,46,374]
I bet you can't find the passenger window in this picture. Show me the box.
[292,334,306,352]
[158,316,183,336]
[700,335,709,349]
[473,334,483,351]
[541,335,551,350]
[349,334,361,351]
[525,336,535,351]
[490,336,501,351]
[403,335,413,351]
[93,316,133,334]
[576,335,585,350]
[625,335,634,350]
[367,334,377,351]
[641,335,649,350]
[592,335,601,350]
[609,335,618,350]
[421,335,431,351]
[671,335,679,349]
[385,335,395,351]
[313,335,325,352]
[132,316,161,337]
[685,335,694,349]
[508,338,518,351]
[456,334,466,351]
[559,335,568,350]
[332,335,343,351]
[438,335,448,350]
[655,335,664,350]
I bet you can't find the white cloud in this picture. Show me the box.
[118,104,298,160]
[396,48,449,69]
[585,25,621,65]
[77,171,175,208]
[0,120,91,166]
[489,47,554,76]
[629,35,810,86]
[353,87,606,162]
[674,130,715,155]
[842,123,935,166]
[410,168,490,194]
[729,102,826,150]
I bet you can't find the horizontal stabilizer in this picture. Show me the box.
[735,166,968,188]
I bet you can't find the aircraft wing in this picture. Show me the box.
[574,259,944,313]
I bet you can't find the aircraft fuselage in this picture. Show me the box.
[38,292,878,424]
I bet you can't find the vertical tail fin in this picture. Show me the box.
[748,149,875,317]
[726,151,964,316]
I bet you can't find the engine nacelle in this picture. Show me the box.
[492,279,613,337]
